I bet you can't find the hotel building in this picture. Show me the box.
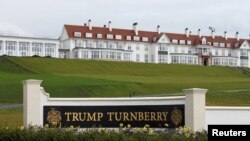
[1,20,250,67]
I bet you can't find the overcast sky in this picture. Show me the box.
[0,0,249,39]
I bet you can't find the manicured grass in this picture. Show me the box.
[0,108,22,128]
[0,56,250,106]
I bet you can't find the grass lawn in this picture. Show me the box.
[0,108,22,128]
[0,56,249,106]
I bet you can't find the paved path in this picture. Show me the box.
[0,104,22,109]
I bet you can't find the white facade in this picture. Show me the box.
[0,35,59,58]
[1,23,250,68]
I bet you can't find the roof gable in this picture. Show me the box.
[240,40,250,49]
[157,33,170,43]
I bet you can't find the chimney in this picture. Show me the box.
[133,22,138,35]
[108,21,112,32]
[198,29,201,38]
[88,19,92,30]
[103,25,106,28]
[224,31,227,40]
[157,25,160,34]
[211,30,215,39]
[84,23,87,26]
[185,28,189,37]
[235,31,239,41]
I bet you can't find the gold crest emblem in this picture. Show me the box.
[171,107,182,127]
[47,108,61,127]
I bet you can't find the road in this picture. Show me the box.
[0,104,22,109]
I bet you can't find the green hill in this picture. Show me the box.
[0,56,250,106]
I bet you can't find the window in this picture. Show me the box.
[240,59,248,67]
[222,50,225,56]
[202,37,206,45]
[179,40,185,44]
[117,52,121,60]
[235,43,239,47]
[97,34,102,38]
[240,50,248,56]
[144,44,149,51]
[171,56,197,64]
[126,36,131,40]
[6,41,16,56]
[158,54,168,63]
[110,51,116,59]
[215,49,218,56]
[86,33,92,38]
[136,44,140,50]
[172,39,178,44]
[97,41,103,48]
[0,41,2,51]
[213,42,219,47]
[101,51,108,59]
[136,54,140,62]
[134,36,140,41]
[115,35,122,40]
[6,41,16,51]
[107,34,113,39]
[142,37,148,42]
[74,32,81,37]
[159,44,167,51]
[81,51,89,59]
[220,43,225,47]
[187,40,192,45]
[107,42,113,49]
[226,43,231,48]
[19,42,29,52]
[145,54,149,63]
[117,43,123,50]
[86,41,93,47]
[76,40,84,47]
[207,42,211,45]
[32,43,43,56]
[174,47,178,53]
[124,53,131,61]
[128,44,132,50]
[188,48,193,54]
[45,43,55,57]
[91,51,99,59]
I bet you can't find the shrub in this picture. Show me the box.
[0,126,208,141]
[32,55,40,57]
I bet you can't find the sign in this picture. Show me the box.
[43,105,184,128]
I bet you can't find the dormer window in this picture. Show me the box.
[213,42,219,47]
[235,43,239,47]
[74,32,81,37]
[179,40,185,44]
[115,35,122,40]
[86,33,92,38]
[226,43,231,48]
[172,39,178,44]
[187,40,192,45]
[107,34,113,39]
[134,36,140,41]
[97,34,102,38]
[142,37,148,42]
[220,43,225,47]
[202,37,206,45]
[126,36,131,40]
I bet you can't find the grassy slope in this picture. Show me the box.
[0,56,250,106]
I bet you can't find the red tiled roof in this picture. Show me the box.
[64,25,159,42]
[64,24,246,48]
